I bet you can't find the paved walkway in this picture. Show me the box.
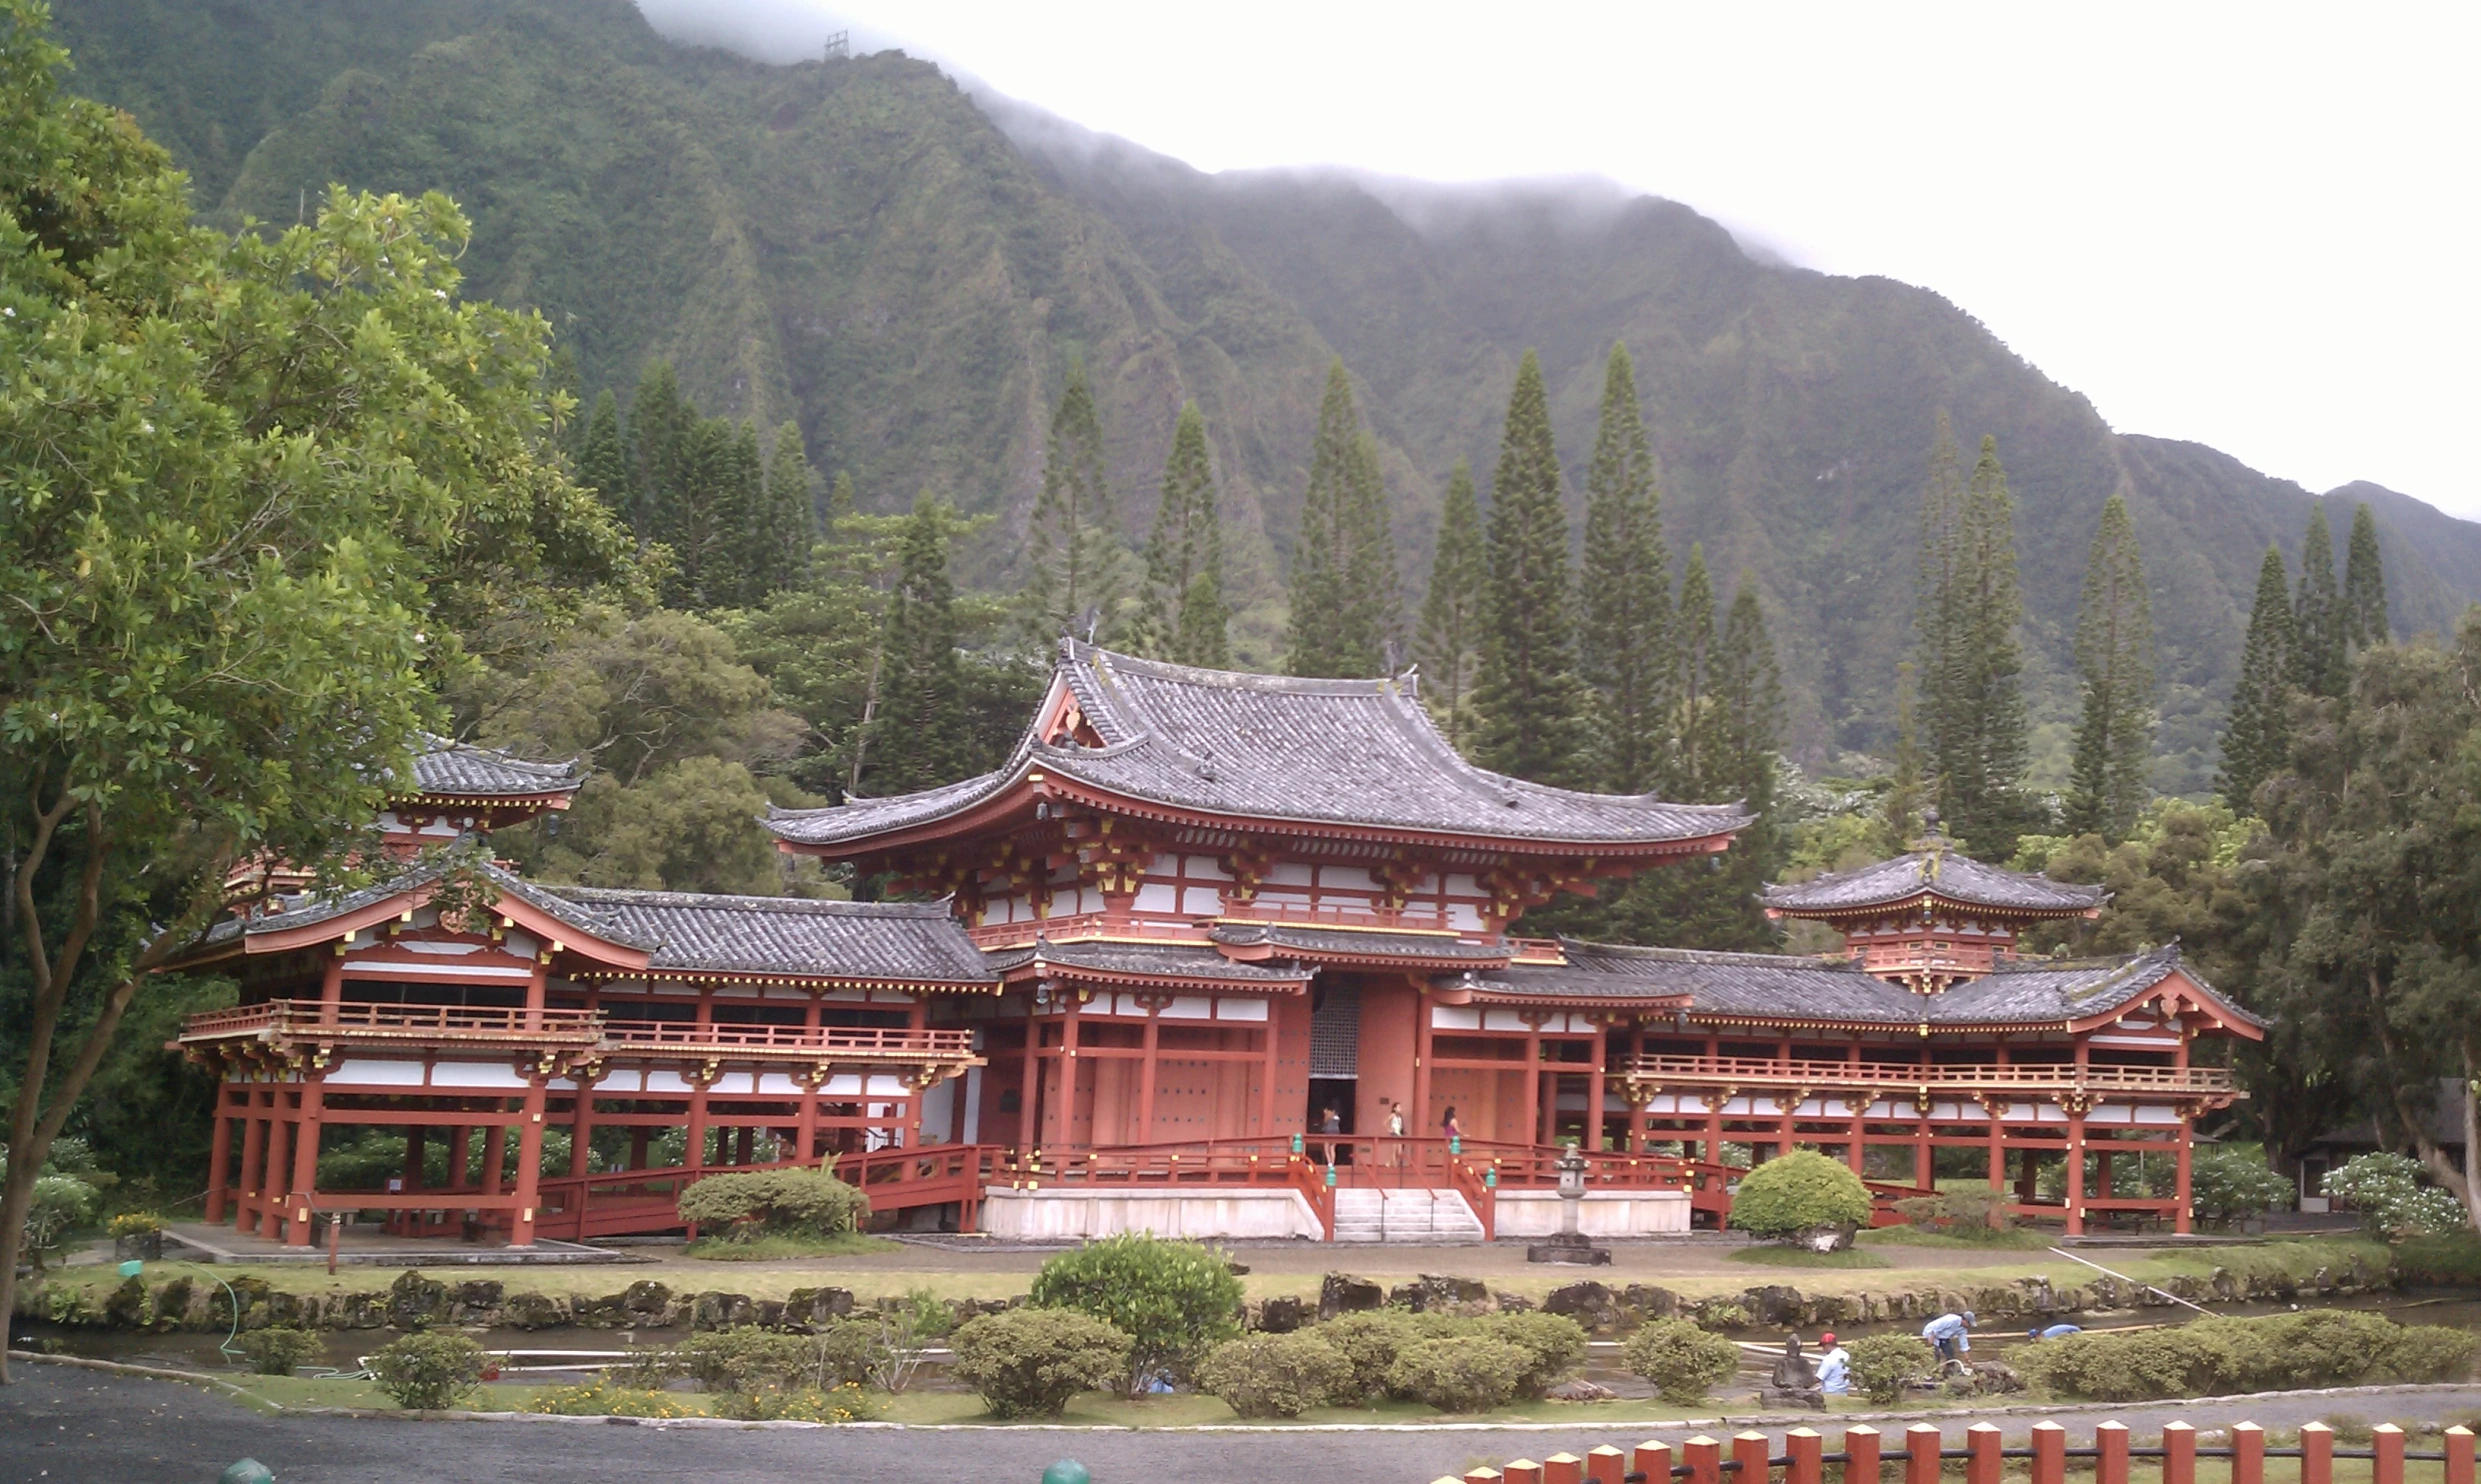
[6,1367,2479,1484]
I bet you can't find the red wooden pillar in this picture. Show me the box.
[447,1125,472,1190]
[2443,1425,2475,1484]
[480,1103,508,1196]
[686,1079,712,1174]
[1138,1005,1161,1145]
[1627,1024,1647,1152]
[1542,1453,1582,1484]
[2030,1423,2066,1484]
[1059,993,1082,1148]
[1017,1001,1041,1156]
[320,952,344,1013]
[1255,1002,1276,1142]
[405,1127,426,1191]
[2064,1105,2088,1236]
[2230,1423,2265,1484]
[2174,1112,2196,1233]
[908,996,930,1149]
[1629,1441,1671,1484]
[205,1088,235,1224]
[1414,987,1435,1135]
[1731,1432,1769,1484]
[1785,1428,1822,1484]
[284,1076,326,1246]
[568,1071,596,1178]
[1905,1424,1941,1484]
[796,1068,822,1165]
[1966,1423,2001,1484]
[2299,1423,2333,1484]
[2372,1425,2405,1484]
[1842,1427,1880,1484]
[1585,1445,1628,1484]
[1523,1026,1542,1147]
[1586,1020,1606,1151]
[257,1099,290,1237]
[510,1077,549,1246]
[1682,1435,1721,1484]
[2164,1422,2198,1484]
[2096,1421,2130,1484]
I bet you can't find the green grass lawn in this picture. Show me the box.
[1726,1246,1892,1269]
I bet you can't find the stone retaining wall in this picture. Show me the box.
[13,1252,2400,1339]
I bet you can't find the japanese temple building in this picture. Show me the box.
[171,645,2260,1246]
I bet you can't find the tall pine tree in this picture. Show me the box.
[627,361,691,543]
[1471,350,1593,787]
[865,493,975,794]
[2215,543,2294,810]
[1414,460,1485,747]
[1916,421,2031,856]
[2064,492,2155,840]
[2289,502,2346,698]
[1021,360,1127,647]
[2343,501,2389,652]
[1670,543,1718,797]
[1140,403,1230,667]
[1287,361,1398,676]
[575,389,629,514]
[752,420,813,598]
[1578,342,1674,793]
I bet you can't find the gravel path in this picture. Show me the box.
[7,1366,2481,1484]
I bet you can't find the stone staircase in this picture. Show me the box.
[1328,1187,1486,1243]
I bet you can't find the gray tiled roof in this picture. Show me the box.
[1761,850,2107,916]
[985,938,1314,986]
[1211,922,1511,965]
[199,855,651,952]
[545,887,995,985]
[1462,940,2257,1029]
[766,642,1750,850]
[406,734,583,799]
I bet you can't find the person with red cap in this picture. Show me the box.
[1816,1332,1850,1395]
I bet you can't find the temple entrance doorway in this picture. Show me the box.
[1308,981,1361,1163]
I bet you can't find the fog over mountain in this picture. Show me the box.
[51,0,2481,795]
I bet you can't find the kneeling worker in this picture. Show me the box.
[1921,1309,1975,1364]
[2027,1322,2082,1340]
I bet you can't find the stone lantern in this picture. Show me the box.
[1527,1143,1610,1265]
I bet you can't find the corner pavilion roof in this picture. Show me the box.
[1760,847,2106,920]
[403,734,583,803]
[765,642,1750,853]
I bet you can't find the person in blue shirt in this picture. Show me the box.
[1815,1332,1851,1395]
[1921,1310,1975,1364]
[2027,1323,2082,1340]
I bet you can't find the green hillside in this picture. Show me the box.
[51,0,2481,793]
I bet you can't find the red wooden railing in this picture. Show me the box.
[1443,1421,2476,1484]
[1617,1051,2234,1095]
[178,1001,971,1064]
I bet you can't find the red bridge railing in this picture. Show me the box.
[1442,1421,2475,1484]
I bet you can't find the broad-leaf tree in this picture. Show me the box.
[0,0,629,1373]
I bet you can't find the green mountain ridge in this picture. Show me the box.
[51,0,2481,796]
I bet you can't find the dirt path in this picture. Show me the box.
[7,1367,2478,1484]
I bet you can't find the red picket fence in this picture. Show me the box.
[1437,1420,2480,1484]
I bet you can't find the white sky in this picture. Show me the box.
[637,1,2481,519]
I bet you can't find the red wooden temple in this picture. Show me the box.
[170,647,2258,1246]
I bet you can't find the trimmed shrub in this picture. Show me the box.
[674,1324,881,1397]
[2013,1311,2478,1401]
[1315,1311,1417,1402]
[106,1211,167,1238]
[1488,1311,1588,1397]
[1384,1336,1530,1414]
[368,1332,488,1411]
[677,1165,867,1240]
[948,1308,1132,1419]
[729,1383,885,1423]
[237,1327,324,1377]
[1198,1331,1355,1418]
[1619,1319,1739,1404]
[1844,1333,1932,1405]
[1028,1232,1242,1396]
[1728,1151,1874,1240]
[2188,1146,2293,1228]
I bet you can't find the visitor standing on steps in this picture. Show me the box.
[1387,1100,1407,1167]
[1321,1103,1342,1166]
